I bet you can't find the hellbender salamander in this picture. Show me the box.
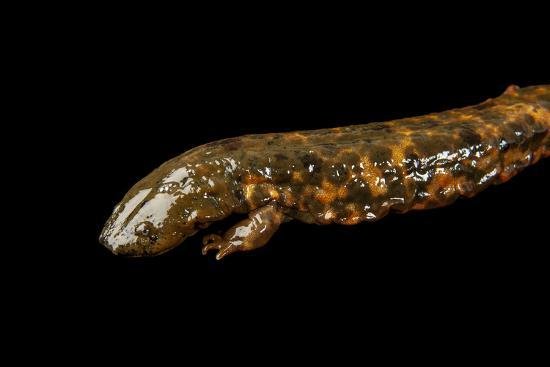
[100,85,550,259]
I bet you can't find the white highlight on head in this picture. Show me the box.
[134,193,177,228]
[104,188,151,250]
[163,167,190,183]
[162,167,196,194]
[224,158,238,173]
[104,190,178,250]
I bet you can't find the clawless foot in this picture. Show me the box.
[202,202,286,260]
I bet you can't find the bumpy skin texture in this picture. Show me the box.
[100,85,550,259]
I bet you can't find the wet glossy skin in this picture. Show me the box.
[100,85,550,259]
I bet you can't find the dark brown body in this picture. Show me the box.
[100,85,550,258]
[226,85,550,224]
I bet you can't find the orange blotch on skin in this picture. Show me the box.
[292,171,303,182]
[425,172,455,197]
[313,179,352,205]
[359,156,387,197]
[473,149,499,172]
[341,214,362,225]
[340,204,362,225]
[243,174,270,185]
[279,187,298,207]
[286,133,308,143]
[337,186,348,199]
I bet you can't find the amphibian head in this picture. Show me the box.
[99,159,235,256]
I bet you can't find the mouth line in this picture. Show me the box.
[99,231,192,257]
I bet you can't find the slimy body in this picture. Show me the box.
[100,85,550,259]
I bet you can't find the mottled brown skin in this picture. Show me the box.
[100,85,550,259]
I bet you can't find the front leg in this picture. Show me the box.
[202,202,286,260]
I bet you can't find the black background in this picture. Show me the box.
[5,6,545,361]
[43,20,549,330]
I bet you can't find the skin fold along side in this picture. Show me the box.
[100,85,550,260]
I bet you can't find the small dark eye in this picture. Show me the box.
[135,222,151,236]
[138,228,149,236]
[135,223,159,243]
